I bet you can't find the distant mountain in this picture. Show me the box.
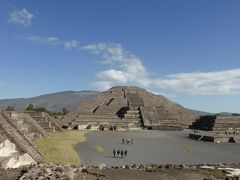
[187,110,237,116]
[188,109,213,116]
[0,91,98,112]
[0,90,234,117]
[216,112,235,116]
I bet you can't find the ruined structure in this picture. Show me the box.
[0,111,62,168]
[63,86,196,130]
[25,112,63,132]
[190,115,240,132]
[189,115,240,143]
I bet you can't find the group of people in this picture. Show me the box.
[113,149,128,158]
[122,138,133,144]
[111,138,134,159]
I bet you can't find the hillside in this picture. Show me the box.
[0,91,98,112]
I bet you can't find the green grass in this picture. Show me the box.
[181,146,192,153]
[36,130,86,165]
[95,146,104,152]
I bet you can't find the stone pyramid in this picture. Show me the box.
[63,86,196,130]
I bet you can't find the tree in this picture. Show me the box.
[26,104,35,111]
[5,106,15,111]
[62,108,69,115]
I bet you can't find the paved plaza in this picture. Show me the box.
[75,130,240,166]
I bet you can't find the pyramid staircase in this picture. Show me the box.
[0,112,42,162]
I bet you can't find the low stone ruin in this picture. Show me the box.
[63,86,196,131]
[0,111,62,169]
[189,114,240,143]
[25,112,63,132]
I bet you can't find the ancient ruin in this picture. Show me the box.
[63,86,196,131]
[25,112,63,132]
[0,111,62,168]
[189,115,240,143]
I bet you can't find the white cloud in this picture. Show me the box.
[82,43,150,88]
[9,8,34,26]
[0,82,6,87]
[24,35,79,49]
[97,70,128,83]
[93,81,114,91]
[82,42,240,96]
[64,40,78,49]
[154,69,240,95]
[25,35,61,45]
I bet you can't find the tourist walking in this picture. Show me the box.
[117,150,120,157]
[120,149,124,158]
[122,139,125,144]
[124,150,128,156]
[113,149,116,157]
[131,139,133,144]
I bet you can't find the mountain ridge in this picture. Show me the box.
[0,90,234,116]
[0,90,98,112]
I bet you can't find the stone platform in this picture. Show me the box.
[189,131,240,143]
[189,115,240,143]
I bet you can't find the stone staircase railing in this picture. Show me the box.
[21,113,49,138]
[0,113,42,162]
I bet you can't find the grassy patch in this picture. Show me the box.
[95,146,104,152]
[36,130,86,165]
[181,146,192,153]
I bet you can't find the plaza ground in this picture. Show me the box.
[75,129,240,166]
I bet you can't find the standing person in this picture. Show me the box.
[113,149,116,158]
[120,149,124,158]
[117,149,120,157]
[124,150,128,157]
[122,139,125,144]
[131,139,133,144]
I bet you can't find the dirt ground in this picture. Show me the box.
[76,168,225,180]
[0,169,21,180]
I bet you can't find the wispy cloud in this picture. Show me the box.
[0,82,6,87]
[82,42,240,96]
[24,35,79,49]
[64,40,78,49]
[8,8,34,27]
[154,69,240,95]
[25,35,61,45]
[82,43,150,90]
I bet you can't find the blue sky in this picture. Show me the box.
[0,0,240,113]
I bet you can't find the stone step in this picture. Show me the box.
[0,113,42,162]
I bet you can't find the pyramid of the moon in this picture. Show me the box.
[63,86,196,130]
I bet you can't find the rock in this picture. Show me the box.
[45,168,52,174]
[55,166,64,173]
[157,165,164,169]
[98,163,106,169]
[55,171,62,178]
[65,167,75,180]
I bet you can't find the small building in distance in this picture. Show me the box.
[189,114,240,143]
